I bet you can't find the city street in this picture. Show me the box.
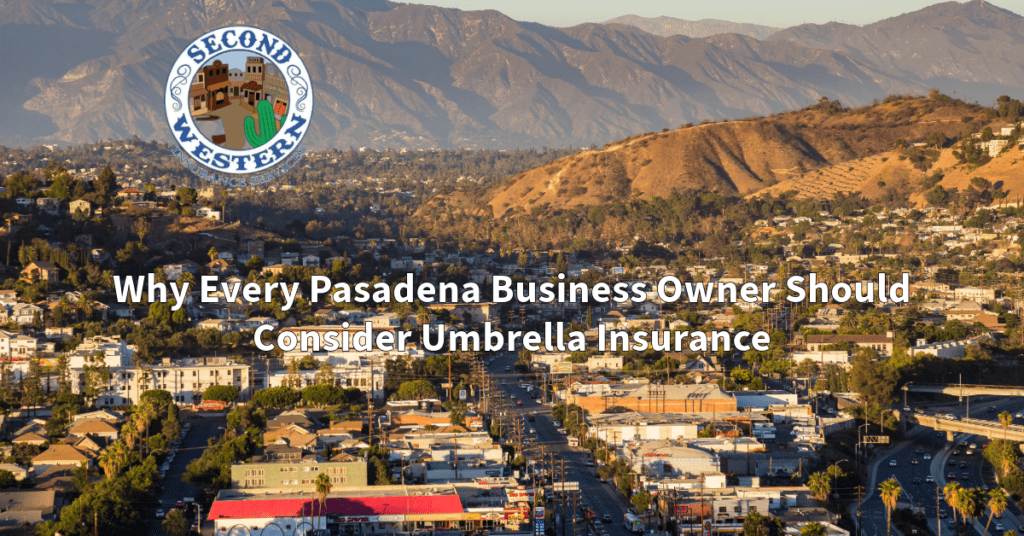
[146,413,227,535]
[485,351,634,536]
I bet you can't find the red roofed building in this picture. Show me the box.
[208,483,518,535]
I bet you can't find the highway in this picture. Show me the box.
[859,395,1024,536]
[484,351,635,536]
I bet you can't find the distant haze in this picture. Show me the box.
[603,15,782,39]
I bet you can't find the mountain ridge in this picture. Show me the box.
[601,14,782,40]
[0,0,1022,149]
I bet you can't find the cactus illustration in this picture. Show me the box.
[244,100,278,148]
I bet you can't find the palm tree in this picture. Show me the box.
[879,478,902,536]
[808,472,831,504]
[76,293,94,322]
[800,522,828,536]
[945,482,963,531]
[999,411,1013,441]
[208,246,218,263]
[958,488,982,533]
[982,489,1008,536]
[162,509,190,536]
[314,473,332,531]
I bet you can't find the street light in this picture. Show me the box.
[855,423,871,471]
[829,459,849,506]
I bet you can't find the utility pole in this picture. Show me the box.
[937,486,941,536]
[560,459,567,536]
[857,485,863,536]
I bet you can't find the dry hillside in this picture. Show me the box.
[752,143,1024,207]
[463,97,998,218]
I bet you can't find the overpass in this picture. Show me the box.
[905,413,1024,442]
[905,383,1024,397]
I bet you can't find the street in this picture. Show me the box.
[485,351,636,536]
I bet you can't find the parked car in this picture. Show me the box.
[155,510,165,519]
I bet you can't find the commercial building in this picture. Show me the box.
[208,482,527,535]
[230,458,368,489]
[569,384,737,414]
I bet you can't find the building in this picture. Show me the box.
[20,262,59,285]
[69,198,91,216]
[625,440,721,477]
[30,445,91,472]
[207,482,521,536]
[230,458,368,489]
[71,356,251,407]
[569,383,737,414]
[587,412,703,445]
[732,391,799,410]
[432,303,500,324]
[805,333,893,356]
[790,351,852,369]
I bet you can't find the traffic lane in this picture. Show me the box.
[861,437,939,536]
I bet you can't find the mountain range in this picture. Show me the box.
[602,15,781,40]
[0,0,1022,150]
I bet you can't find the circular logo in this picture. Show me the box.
[164,26,313,177]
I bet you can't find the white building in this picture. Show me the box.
[71,356,251,407]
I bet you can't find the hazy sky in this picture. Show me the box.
[403,0,1023,28]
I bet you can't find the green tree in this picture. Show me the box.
[945,482,963,529]
[162,509,189,536]
[202,385,240,403]
[999,411,1013,441]
[301,384,344,409]
[314,472,332,532]
[392,380,438,400]
[253,387,300,408]
[982,489,1008,536]
[879,478,902,536]
[800,523,827,536]
[94,166,119,198]
[807,471,830,504]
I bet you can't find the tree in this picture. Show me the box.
[162,509,190,536]
[744,511,783,536]
[799,523,827,536]
[140,389,173,408]
[202,385,240,403]
[958,488,983,531]
[848,352,898,407]
[878,477,901,536]
[999,411,1013,440]
[447,401,467,428]
[207,247,218,263]
[253,387,300,408]
[0,470,17,489]
[945,482,963,529]
[226,404,266,433]
[392,380,438,400]
[807,472,830,504]
[314,473,332,532]
[94,166,119,199]
[982,489,1008,536]
[301,384,344,409]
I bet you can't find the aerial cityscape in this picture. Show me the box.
[1,1,1024,536]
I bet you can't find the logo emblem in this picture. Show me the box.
[164,26,312,185]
